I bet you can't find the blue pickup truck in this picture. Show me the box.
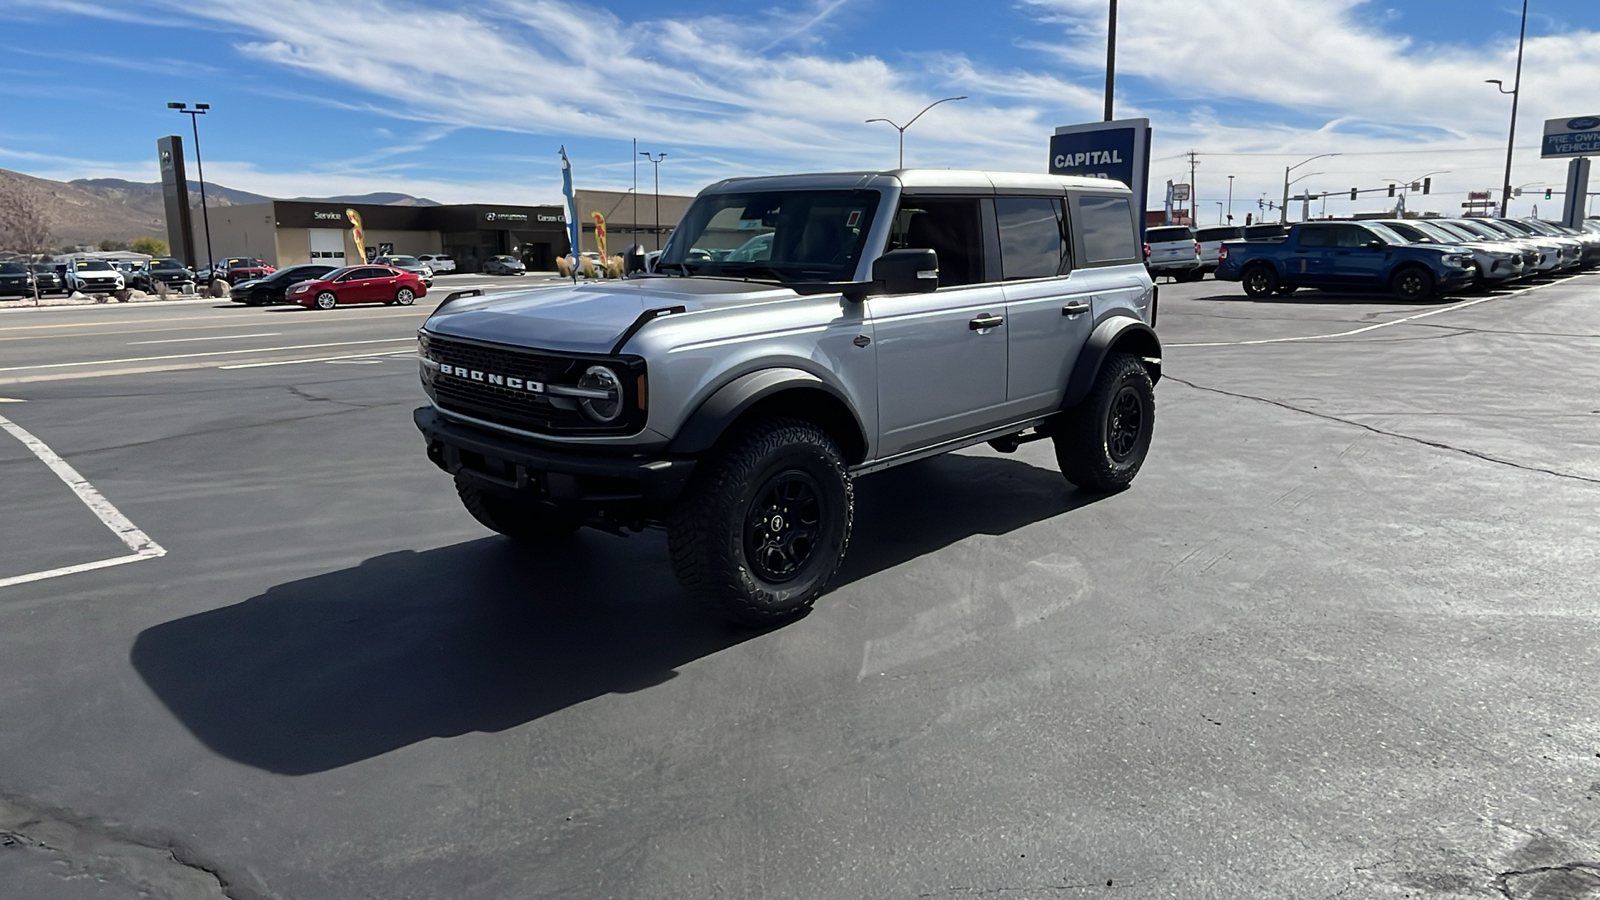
[1214,220,1476,300]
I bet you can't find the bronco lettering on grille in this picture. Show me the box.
[438,363,545,393]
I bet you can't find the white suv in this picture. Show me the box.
[1194,225,1244,277]
[419,254,456,273]
[1144,225,1201,281]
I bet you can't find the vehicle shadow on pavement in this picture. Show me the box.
[129,453,1090,776]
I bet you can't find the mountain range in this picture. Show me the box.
[0,168,438,247]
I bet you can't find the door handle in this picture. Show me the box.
[969,314,1004,330]
[1061,301,1090,316]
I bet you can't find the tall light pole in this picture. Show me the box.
[632,138,639,249]
[1488,0,1529,218]
[1214,202,1224,225]
[866,96,967,169]
[1104,0,1118,121]
[640,151,667,250]
[1281,153,1341,224]
[1285,172,1325,223]
[1227,174,1235,223]
[168,101,213,277]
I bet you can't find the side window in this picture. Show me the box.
[1073,194,1138,265]
[995,197,1069,280]
[1296,226,1332,248]
[1335,226,1373,248]
[887,197,985,287]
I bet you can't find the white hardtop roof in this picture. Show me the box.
[704,169,1131,196]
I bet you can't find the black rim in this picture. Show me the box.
[1247,270,1270,293]
[1108,386,1145,462]
[744,471,824,584]
[1399,273,1425,297]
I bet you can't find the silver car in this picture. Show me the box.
[415,169,1160,624]
[1144,225,1202,281]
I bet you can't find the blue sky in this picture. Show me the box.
[1,0,1596,220]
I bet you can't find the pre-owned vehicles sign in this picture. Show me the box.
[1542,115,1600,159]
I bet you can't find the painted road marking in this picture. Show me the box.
[0,414,167,590]
[0,398,24,403]
[0,337,413,374]
[128,332,281,345]
[1169,273,1586,348]
[220,350,415,369]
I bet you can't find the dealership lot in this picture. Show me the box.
[2,274,1598,899]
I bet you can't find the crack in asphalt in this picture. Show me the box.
[0,792,249,899]
[1166,376,1600,486]
[1493,862,1600,899]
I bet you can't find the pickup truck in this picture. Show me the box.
[1214,221,1475,300]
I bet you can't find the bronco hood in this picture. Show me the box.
[422,278,794,354]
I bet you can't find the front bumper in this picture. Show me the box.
[415,406,696,512]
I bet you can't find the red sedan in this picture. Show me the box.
[287,265,428,309]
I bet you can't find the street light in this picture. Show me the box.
[1488,0,1529,217]
[866,96,967,169]
[1281,153,1341,224]
[1284,171,1324,223]
[1379,170,1449,209]
[1227,174,1235,223]
[639,151,667,251]
[1214,201,1224,225]
[167,101,213,276]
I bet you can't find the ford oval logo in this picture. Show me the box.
[1566,116,1600,130]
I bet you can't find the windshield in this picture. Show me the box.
[661,189,881,283]
[0,263,25,274]
[74,260,113,271]
[151,258,186,270]
[386,256,421,266]
[1363,222,1408,244]
[1408,221,1466,243]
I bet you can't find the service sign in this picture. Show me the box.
[1542,115,1600,159]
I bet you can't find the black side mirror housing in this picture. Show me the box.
[1366,239,1387,249]
[871,248,939,295]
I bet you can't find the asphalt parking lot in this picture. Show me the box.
[2,272,1598,899]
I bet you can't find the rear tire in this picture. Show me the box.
[668,418,853,626]
[1242,264,1279,298]
[1054,352,1156,493]
[455,473,578,541]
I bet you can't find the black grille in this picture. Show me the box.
[422,333,641,436]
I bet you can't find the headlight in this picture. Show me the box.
[291,283,310,293]
[576,365,623,423]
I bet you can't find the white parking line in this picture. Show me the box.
[128,332,281,345]
[220,349,415,369]
[0,398,23,403]
[0,337,413,374]
[1168,274,1582,348]
[0,413,167,590]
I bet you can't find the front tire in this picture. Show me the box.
[1242,264,1279,298]
[455,474,578,541]
[1391,266,1435,301]
[667,418,853,626]
[394,287,415,305]
[1054,352,1156,493]
[314,291,337,310]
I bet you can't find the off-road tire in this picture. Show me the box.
[667,418,853,627]
[455,473,578,541]
[1242,263,1279,298]
[1054,352,1156,493]
[1391,265,1435,301]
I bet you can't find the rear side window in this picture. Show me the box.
[1244,224,1286,239]
[1073,194,1139,265]
[995,197,1070,280]
[1196,227,1242,242]
[1296,226,1334,248]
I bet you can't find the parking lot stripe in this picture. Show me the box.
[0,413,166,590]
[220,349,416,369]
[127,332,281,345]
[1169,274,1582,348]
[0,337,413,374]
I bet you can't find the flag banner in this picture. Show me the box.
[592,212,608,260]
[345,209,365,264]
[560,146,580,258]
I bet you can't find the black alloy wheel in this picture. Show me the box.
[1391,266,1435,301]
[1242,264,1279,298]
[1107,386,1145,463]
[744,471,823,583]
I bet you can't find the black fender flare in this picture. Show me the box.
[666,368,867,460]
[1061,315,1163,408]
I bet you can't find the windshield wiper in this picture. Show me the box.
[703,264,794,283]
[655,261,695,276]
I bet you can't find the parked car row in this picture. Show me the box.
[1145,223,1287,281]
[1213,216,1599,301]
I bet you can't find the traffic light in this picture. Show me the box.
[1388,184,1396,197]
[1350,188,1358,201]
[1545,188,1553,200]
[1423,177,1431,195]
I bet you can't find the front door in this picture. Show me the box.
[1326,224,1391,285]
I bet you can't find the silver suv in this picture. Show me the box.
[1144,225,1201,281]
[415,170,1162,624]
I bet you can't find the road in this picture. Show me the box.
[1,272,1598,899]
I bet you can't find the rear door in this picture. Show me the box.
[995,195,1093,417]
[1286,224,1336,284]
[867,195,1010,458]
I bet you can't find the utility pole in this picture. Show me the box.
[1227,174,1234,223]
[640,151,667,250]
[1104,0,1118,121]
[1185,150,1200,227]
[632,138,639,249]
[1490,0,1530,218]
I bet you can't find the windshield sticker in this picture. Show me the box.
[736,219,764,231]
[846,210,861,227]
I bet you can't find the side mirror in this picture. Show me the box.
[1365,239,1386,249]
[871,248,939,295]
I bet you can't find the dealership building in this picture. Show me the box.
[182,191,696,273]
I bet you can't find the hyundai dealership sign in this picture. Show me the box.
[1542,115,1600,159]
[1049,118,1152,237]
